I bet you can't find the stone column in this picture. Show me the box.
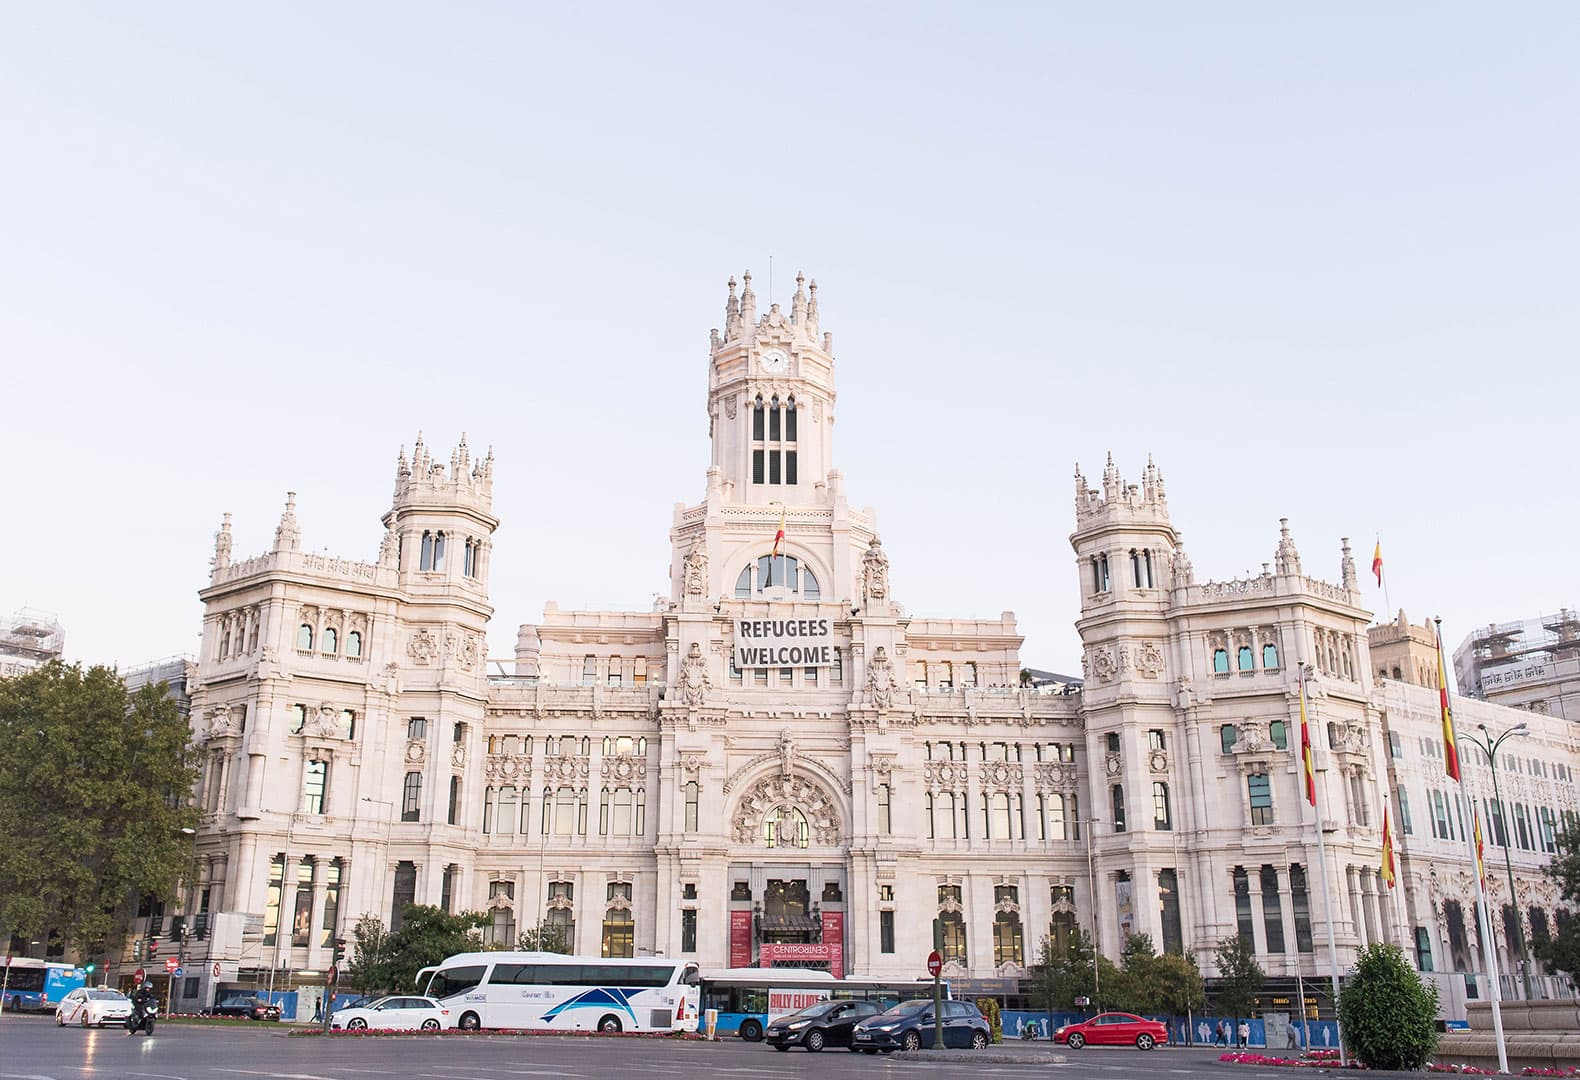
[308,857,330,965]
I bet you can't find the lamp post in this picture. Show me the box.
[1083,817,1102,1009]
[1463,720,1534,1000]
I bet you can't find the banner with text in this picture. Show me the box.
[729,910,753,968]
[733,618,835,669]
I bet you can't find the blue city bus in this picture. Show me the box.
[1,958,85,1013]
[699,968,944,1042]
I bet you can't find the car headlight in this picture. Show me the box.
[786,1020,809,1030]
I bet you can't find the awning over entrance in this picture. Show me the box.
[759,912,821,933]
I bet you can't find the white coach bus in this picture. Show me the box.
[417,952,700,1033]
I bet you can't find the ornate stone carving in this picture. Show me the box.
[305,701,342,739]
[1091,649,1117,682]
[405,739,426,763]
[601,755,648,782]
[1232,722,1272,754]
[862,537,889,602]
[379,528,399,568]
[679,753,706,774]
[211,513,233,570]
[204,705,237,740]
[445,630,480,670]
[273,492,301,552]
[682,542,709,597]
[677,642,711,706]
[1136,641,1165,679]
[723,396,737,420]
[980,760,1023,792]
[1103,750,1122,777]
[865,646,898,710]
[408,628,441,665]
[731,773,841,846]
[937,893,963,915]
[1149,749,1169,773]
[483,753,531,781]
[545,756,590,781]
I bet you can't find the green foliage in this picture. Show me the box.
[1027,929,1096,1014]
[1213,936,1265,1023]
[1112,933,1161,1014]
[347,906,489,995]
[1337,943,1440,1070]
[974,996,1002,1043]
[0,663,200,958]
[1153,952,1207,1017]
[346,913,394,995]
[1538,822,1580,988]
[515,919,571,954]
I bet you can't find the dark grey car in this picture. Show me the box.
[765,1000,884,1051]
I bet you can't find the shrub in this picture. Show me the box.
[1337,943,1439,1071]
[974,997,1002,1043]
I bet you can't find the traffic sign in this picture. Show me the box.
[212,961,221,978]
[133,967,146,983]
[171,966,184,978]
[165,957,179,973]
[926,950,942,978]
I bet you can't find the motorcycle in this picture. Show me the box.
[125,997,158,1036]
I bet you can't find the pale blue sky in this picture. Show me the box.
[2,3,1575,674]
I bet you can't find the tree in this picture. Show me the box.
[1337,943,1440,1070]
[377,904,490,993]
[1116,933,1162,1015]
[346,913,395,995]
[1538,822,1580,988]
[0,662,200,959]
[1213,936,1265,1027]
[1154,953,1207,1027]
[516,919,571,954]
[1027,929,1096,1018]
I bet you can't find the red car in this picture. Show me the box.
[1055,1012,1168,1050]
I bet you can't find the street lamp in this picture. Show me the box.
[1463,721,1533,1000]
[1083,817,1103,1009]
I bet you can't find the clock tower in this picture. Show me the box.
[705,269,837,506]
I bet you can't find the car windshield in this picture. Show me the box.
[87,990,125,1001]
[220,996,256,1005]
[366,997,396,1009]
[876,999,934,1019]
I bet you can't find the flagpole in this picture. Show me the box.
[1302,665,1347,1066]
[1437,617,1508,1075]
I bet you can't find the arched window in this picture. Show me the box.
[601,906,634,958]
[1213,648,1229,674]
[763,806,809,849]
[1153,782,1172,830]
[432,531,446,572]
[497,786,517,835]
[1143,550,1154,587]
[607,656,622,687]
[1262,643,1279,669]
[296,624,313,651]
[684,781,699,831]
[993,909,1024,966]
[463,539,476,578]
[346,630,362,658]
[1130,549,1142,587]
[737,555,820,598]
[420,531,434,571]
[448,775,460,825]
[323,627,337,655]
[482,785,495,833]
[219,630,230,659]
[1237,646,1254,672]
[554,786,577,836]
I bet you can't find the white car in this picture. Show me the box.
[330,995,452,1031]
[55,988,133,1028]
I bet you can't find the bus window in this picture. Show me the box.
[681,963,700,986]
[427,964,487,998]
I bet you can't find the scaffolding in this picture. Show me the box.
[0,607,65,666]
[1454,608,1579,695]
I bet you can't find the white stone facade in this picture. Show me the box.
[169,275,1578,1013]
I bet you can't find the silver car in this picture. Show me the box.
[55,988,133,1028]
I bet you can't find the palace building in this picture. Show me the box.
[166,274,1577,1020]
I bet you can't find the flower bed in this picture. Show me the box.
[289,1026,707,1039]
[1222,1050,1580,1075]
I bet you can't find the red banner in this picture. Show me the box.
[729,910,753,968]
[822,910,845,979]
[759,942,832,966]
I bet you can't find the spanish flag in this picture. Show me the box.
[1371,540,1384,587]
[1435,624,1461,781]
[1380,805,1396,889]
[771,503,787,559]
[1299,675,1317,807]
[1473,807,1486,890]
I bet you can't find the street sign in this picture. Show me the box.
[165,957,179,973]
[926,950,941,978]
[172,966,184,978]
[212,961,221,978]
[133,967,145,983]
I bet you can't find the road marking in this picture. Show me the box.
[213,1072,343,1080]
[128,1073,190,1080]
[2,1074,63,1080]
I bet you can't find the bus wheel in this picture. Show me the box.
[598,1014,623,1034]
[739,1019,763,1042]
[459,1012,481,1031]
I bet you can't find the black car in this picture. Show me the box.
[851,998,991,1052]
[765,1000,884,1052]
[206,994,283,1021]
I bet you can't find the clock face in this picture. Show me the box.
[760,349,788,373]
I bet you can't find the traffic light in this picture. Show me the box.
[84,963,95,978]
[132,939,144,963]
[147,937,160,960]
[332,937,347,965]
[170,920,185,944]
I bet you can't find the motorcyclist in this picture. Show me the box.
[127,982,156,1035]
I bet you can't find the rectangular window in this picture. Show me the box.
[448,775,461,825]
[1290,864,1314,952]
[768,451,780,484]
[407,716,427,740]
[681,909,697,953]
[1111,784,1126,832]
[752,449,764,484]
[320,860,341,947]
[1049,794,1067,840]
[1159,868,1184,955]
[582,656,597,686]
[684,781,699,832]
[1148,729,1166,751]
[302,759,328,815]
[769,404,780,441]
[1260,865,1286,953]
[785,450,797,485]
[880,909,895,954]
[262,855,285,947]
[1397,786,1412,836]
[390,862,416,933]
[439,864,453,914]
[1220,724,1237,753]
[877,785,892,834]
[1233,866,1255,948]
[1415,926,1434,971]
[1248,774,1273,826]
[1153,782,1172,830]
[402,772,422,822]
[607,658,622,687]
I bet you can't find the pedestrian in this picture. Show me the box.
[312,1000,322,1023]
[1238,1020,1250,1049]
[1215,1019,1226,1046]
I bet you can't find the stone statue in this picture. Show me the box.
[307,701,342,738]
[862,537,889,602]
[866,646,897,711]
[778,729,795,779]
[205,705,236,740]
[678,642,711,707]
[682,541,709,596]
